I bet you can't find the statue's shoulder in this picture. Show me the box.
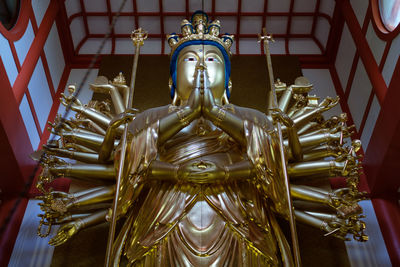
[229,104,273,129]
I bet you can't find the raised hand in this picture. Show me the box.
[270,108,294,128]
[108,107,139,128]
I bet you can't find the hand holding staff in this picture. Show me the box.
[258,28,302,267]
[104,28,147,267]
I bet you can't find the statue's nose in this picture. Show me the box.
[195,60,207,71]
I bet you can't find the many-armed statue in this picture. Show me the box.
[34,11,367,266]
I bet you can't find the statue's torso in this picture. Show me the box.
[123,114,281,266]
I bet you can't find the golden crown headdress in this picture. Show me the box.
[167,11,234,56]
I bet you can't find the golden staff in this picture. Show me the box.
[104,28,147,267]
[258,28,301,267]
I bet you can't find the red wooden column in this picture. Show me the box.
[364,57,400,265]
[0,57,36,265]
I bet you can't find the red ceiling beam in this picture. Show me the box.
[79,0,89,35]
[235,0,242,54]
[260,0,268,54]
[159,0,165,54]
[311,0,320,35]
[285,0,295,54]
[133,0,138,30]
[56,0,75,63]
[106,0,115,54]
[68,11,332,22]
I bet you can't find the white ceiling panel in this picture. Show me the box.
[229,41,236,55]
[347,60,372,130]
[111,0,134,12]
[87,16,110,34]
[189,0,212,13]
[115,39,136,54]
[164,16,183,34]
[266,16,288,34]
[293,0,316,12]
[268,0,291,12]
[319,0,335,18]
[269,38,286,54]
[138,16,161,34]
[241,0,264,12]
[65,0,81,17]
[216,0,238,12]
[315,17,330,48]
[70,17,86,48]
[137,0,159,12]
[291,16,313,34]
[218,16,237,34]
[240,16,262,34]
[164,39,172,54]
[163,0,185,12]
[83,0,107,12]
[114,16,136,34]
[140,38,162,54]
[239,38,260,54]
[289,38,321,54]
[79,38,112,54]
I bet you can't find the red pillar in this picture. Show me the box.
[364,57,400,265]
[0,57,36,265]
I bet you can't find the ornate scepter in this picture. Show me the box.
[258,28,302,267]
[104,28,147,267]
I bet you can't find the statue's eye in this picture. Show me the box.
[206,57,219,62]
[184,57,196,62]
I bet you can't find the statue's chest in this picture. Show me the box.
[159,130,243,165]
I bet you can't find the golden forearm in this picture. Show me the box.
[288,160,344,178]
[78,209,108,229]
[51,164,115,181]
[207,106,246,147]
[302,145,339,161]
[159,106,197,145]
[226,160,255,181]
[295,210,326,230]
[78,107,112,129]
[278,87,293,113]
[290,184,329,205]
[63,131,106,151]
[69,185,115,208]
[148,160,178,182]
[47,148,99,163]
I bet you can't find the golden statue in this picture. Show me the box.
[34,11,367,266]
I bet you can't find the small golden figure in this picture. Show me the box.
[35,11,367,266]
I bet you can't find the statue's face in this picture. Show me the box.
[176,45,225,103]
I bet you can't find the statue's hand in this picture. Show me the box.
[319,96,339,112]
[48,220,82,246]
[178,160,225,184]
[109,108,138,128]
[270,108,294,128]
[202,87,217,119]
[187,87,201,118]
[322,219,350,241]
[60,93,83,113]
